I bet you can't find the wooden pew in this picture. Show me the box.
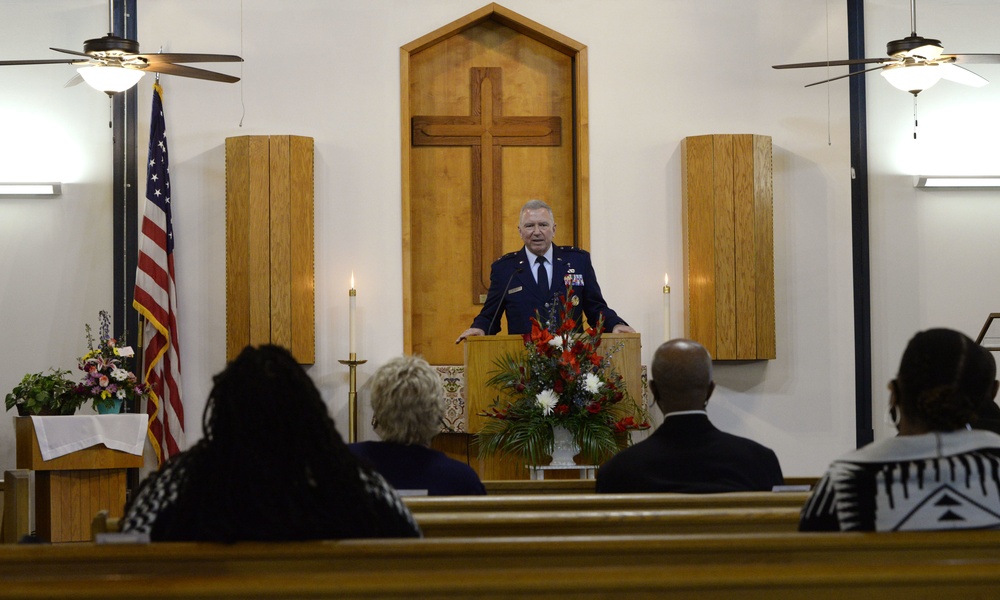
[2,469,30,544]
[481,477,817,495]
[483,479,595,494]
[94,503,805,539]
[414,506,801,537]
[1,531,1000,598]
[404,491,810,514]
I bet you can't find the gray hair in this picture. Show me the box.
[520,199,555,223]
[369,355,444,445]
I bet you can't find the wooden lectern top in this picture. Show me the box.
[15,417,145,471]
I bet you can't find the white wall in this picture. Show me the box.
[13,0,988,479]
[866,0,1000,440]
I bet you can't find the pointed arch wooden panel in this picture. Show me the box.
[401,3,590,366]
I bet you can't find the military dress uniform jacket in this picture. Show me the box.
[471,245,627,335]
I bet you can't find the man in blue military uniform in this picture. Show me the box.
[456,199,634,342]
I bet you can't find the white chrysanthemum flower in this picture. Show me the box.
[116,389,127,399]
[111,368,130,381]
[535,389,559,416]
[547,335,564,348]
[584,373,602,394]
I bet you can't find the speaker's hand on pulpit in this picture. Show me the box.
[613,324,636,334]
[456,327,486,344]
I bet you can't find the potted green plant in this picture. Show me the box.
[5,369,86,416]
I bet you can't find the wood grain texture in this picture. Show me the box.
[404,8,584,366]
[269,136,292,351]
[713,135,736,359]
[289,136,315,364]
[247,136,271,349]
[412,67,561,304]
[681,136,717,356]
[755,135,776,359]
[683,134,774,360]
[734,134,758,359]
[226,135,315,363]
[225,137,250,360]
[2,469,29,543]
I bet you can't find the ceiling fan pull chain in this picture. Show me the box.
[913,95,919,139]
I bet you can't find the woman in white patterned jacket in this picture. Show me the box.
[800,328,1000,532]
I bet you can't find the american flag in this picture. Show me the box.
[133,82,184,465]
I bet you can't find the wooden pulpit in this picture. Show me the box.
[15,416,144,543]
[464,333,642,479]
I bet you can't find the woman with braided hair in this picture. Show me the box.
[121,344,420,541]
[800,328,1000,531]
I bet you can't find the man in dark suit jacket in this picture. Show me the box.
[456,199,633,341]
[596,339,784,493]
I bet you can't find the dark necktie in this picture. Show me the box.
[536,256,549,295]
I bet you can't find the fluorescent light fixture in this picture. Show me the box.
[915,176,1000,189]
[0,183,62,197]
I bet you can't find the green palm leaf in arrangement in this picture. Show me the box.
[474,284,650,467]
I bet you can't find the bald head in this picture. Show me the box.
[649,339,714,414]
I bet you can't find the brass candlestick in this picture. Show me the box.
[338,353,367,442]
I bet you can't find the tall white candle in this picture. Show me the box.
[663,273,671,342]
[349,272,357,355]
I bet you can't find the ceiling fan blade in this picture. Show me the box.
[944,53,1000,65]
[803,64,889,88]
[938,63,988,87]
[0,58,85,66]
[136,62,239,83]
[134,53,243,64]
[773,57,891,69]
[49,47,92,58]
[64,73,84,88]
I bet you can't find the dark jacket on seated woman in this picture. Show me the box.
[121,345,420,541]
[349,355,485,496]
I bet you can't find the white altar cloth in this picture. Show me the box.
[30,414,146,461]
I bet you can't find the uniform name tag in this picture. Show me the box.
[508,286,523,294]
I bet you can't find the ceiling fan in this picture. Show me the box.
[0,3,241,96]
[773,0,1000,96]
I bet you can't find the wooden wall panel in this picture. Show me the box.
[681,136,717,356]
[225,137,250,360]
[269,136,292,350]
[226,135,315,364]
[248,136,271,348]
[754,135,776,359]
[683,134,774,361]
[713,135,736,359]
[734,135,758,359]
[290,137,316,364]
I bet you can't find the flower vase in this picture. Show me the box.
[97,398,124,415]
[549,425,579,466]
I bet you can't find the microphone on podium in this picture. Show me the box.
[487,267,523,334]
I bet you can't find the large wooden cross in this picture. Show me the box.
[412,67,562,304]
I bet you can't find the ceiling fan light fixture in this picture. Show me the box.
[77,65,145,94]
[881,63,941,94]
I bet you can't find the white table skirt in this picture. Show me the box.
[30,414,146,461]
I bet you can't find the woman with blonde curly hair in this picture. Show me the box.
[350,355,485,496]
